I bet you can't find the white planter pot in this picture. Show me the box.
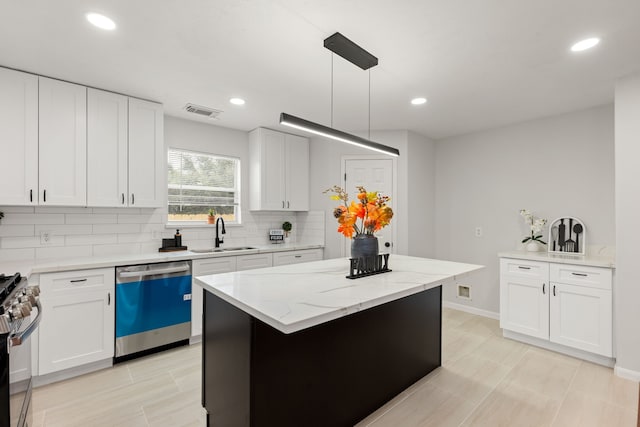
[525,241,539,252]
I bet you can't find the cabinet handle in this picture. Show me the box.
[108,292,111,306]
[282,201,285,208]
[553,285,556,296]
[43,189,46,202]
[131,194,135,205]
[287,201,290,208]
[70,278,87,283]
[542,283,545,294]
[518,266,530,270]
[571,272,588,277]
[122,193,125,205]
[294,255,302,258]
[30,189,33,202]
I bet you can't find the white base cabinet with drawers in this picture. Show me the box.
[500,257,613,361]
[38,268,115,376]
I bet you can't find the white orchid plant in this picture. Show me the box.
[520,209,547,245]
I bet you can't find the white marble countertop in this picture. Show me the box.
[194,255,483,334]
[0,243,324,277]
[498,251,615,268]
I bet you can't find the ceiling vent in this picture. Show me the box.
[184,103,223,119]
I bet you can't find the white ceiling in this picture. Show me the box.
[1,0,639,140]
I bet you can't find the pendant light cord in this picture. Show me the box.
[368,69,371,140]
[331,53,334,128]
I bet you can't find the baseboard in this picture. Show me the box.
[614,365,640,382]
[34,358,113,387]
[503,330,615,368]
[442,301,500,320]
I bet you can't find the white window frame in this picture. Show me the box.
[167,147,241,225]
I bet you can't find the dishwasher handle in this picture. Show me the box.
[117,265,191,279]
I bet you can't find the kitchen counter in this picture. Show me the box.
[195,255,482,334]
[198,255,483,426]
[498,250,615,268]
[0,243,324,277]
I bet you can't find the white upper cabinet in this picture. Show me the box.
[87,88,128,207]
[38,77,87,206]
[249,128,309,211]
[128,98,164,208]
[0,68,38,205]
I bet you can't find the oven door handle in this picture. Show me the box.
[10,299,42,347]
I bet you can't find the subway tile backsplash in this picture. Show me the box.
[0,206,325,262]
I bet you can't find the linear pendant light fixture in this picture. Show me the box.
[280,32,399,157]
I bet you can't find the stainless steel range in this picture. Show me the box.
[0,273,41,427]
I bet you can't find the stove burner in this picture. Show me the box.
[0,273,22,309]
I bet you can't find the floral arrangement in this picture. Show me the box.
[520,209,547,245]
[324,186,393,238]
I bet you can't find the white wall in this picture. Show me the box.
[435,105,615,314]
[614,73,640,379]
[308,130,436,260]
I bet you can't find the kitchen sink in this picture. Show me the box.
[190,246,257,254]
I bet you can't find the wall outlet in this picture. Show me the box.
[40,230,53,245]
[475,227,483,238]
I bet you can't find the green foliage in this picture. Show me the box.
[282,221,292,232]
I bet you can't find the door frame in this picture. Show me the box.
[341,155,398,258]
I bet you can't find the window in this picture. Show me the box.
[167,148,240,223]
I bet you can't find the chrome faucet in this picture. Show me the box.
[215,217,226,248]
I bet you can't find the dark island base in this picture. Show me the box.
[203,286,442,427]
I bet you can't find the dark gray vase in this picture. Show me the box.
[351,234,379,259]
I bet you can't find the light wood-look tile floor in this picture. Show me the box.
[32,308,639,427]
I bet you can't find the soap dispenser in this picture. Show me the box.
[175,229,182,247]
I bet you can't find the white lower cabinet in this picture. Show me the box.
[191,257,237,337]
[500,257,613,358]
[38,268,114,375]
[272,248,324,266]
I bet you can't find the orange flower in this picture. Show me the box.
[324,185,394,239]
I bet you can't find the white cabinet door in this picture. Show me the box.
[285,134,309,211]
[550,282,612,357]
[236,253,273,271]
[0,68,38,205]
[38,268,114,375]
[191,257,237,337]
[273,249,323,266]
[38,77,87,206]
[499,259,549,340]
[128,98,164,208]
[250,128,286,210]
[87,88,128,207]
[249,128,309,211]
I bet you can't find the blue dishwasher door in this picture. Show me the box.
[115,274,192,338]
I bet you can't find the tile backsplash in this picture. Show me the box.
[0,206,325,262]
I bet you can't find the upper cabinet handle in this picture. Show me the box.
[43,189,47,202]
[131,194,135,205]
[571,272,588,277]
[30,189,33,202]
[122,193,125,205]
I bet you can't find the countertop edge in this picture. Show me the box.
[5,243,325,277]
[498,251,615,268]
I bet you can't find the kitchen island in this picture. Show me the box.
[194,255,482,427]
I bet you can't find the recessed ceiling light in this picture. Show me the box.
[229,98,246,106]
[86,13,116,30]
[411,97,427,106]
[570,37,600,52]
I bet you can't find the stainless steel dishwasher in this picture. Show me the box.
[115,261,192,361]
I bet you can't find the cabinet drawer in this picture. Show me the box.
[273,249,323,266]
[236,254,273,271]
[550,264,612,290]
[41,267,114,293]
[193,257,237,275]
[500,258,547,279]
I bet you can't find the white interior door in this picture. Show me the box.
[344,159,394,257]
